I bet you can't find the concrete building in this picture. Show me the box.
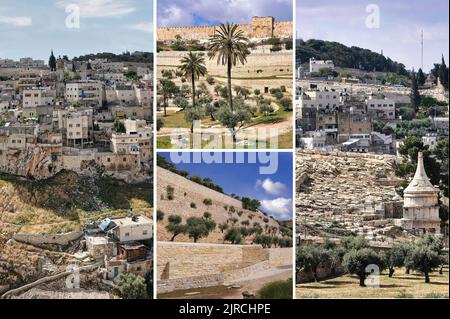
[366,94,396,120]
[111,133,140,155]
[337,112,372,143]
[309,58,334,73]
[22,88,56,108]
[65,81,104,107]
[110,216,153,243]
[301,88,340,111]
[401,152,441,234]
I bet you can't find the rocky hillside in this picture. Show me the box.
[0,170,152,293]
[297,150,402,213]
[296,150,409,241]
[157,168,283,244]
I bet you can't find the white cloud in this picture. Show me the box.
[127,21,153,33]
[158,0,292,27]
[0,15,32,27]
[56,0,136,18]
[261,197,292,220]
[158,4,194,27]
[256,178,288,196]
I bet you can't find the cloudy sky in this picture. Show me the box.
[0,0,153,61]
[297,0,449,72]
[159,152,293,221]
[158,0,293,27]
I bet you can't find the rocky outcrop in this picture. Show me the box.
[296,150,409,242]
[0,144,63,180]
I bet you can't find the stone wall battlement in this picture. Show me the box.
[157,17,292,41]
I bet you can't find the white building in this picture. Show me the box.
[422,133,439,149]
[22,87,56,108]
[309,58,335,73]
[65,81,104,107]
[366,95,396,120]
[111,133,140,155]
[301,89,340,111]
[110,216,153,242]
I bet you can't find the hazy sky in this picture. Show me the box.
[0,0,153,61]
[158,0,293,27]
[159,152,293,221]
[296,0,449,72]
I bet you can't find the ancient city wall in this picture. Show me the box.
[13,231,83,247]
[157,50,292,79]
[273,22,293,39]
[157,19,292,42]
[157,168,281,243]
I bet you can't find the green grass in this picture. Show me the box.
[297,267,449,299]
[159,110,190,128]
[157,136,173,149]
[246,109,292,127]
[258,279,293,299]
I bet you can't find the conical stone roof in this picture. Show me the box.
[404,152,439,194]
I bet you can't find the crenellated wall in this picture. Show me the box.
[157,17,292,41]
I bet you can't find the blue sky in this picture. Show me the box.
[158,0,293,27]
[159,152,293,221]
[297,0,449,72]
[0,0,153,61]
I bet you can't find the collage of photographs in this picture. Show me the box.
[0,0,449,302]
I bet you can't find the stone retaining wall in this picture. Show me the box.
[268,248,293,267]
[13,231,83,247]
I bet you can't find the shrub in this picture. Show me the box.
[156,210,164,221]
[218,223,229,233]
[185,217,212,242]
[166,215,186,241]
[258,279,293,299]
[166,185,174,200]
[206,76,215,85]
[203,198,212,206]
[224,228,242,244]
[190,202,197,209]
[115,272,148,299]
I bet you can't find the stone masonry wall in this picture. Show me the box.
[157,241,268,280]
[157,167,281,243]
[267,247,292,267]
[157,18,292,42]
[157,50,292,78]
[13,231,83,247]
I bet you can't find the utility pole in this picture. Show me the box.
[421,30,424,70]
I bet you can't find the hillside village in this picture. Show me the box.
[295,41,448,154]
[0,52,154,299]
[156,156,293,299]
[295,40,449,298]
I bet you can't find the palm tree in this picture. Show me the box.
[208,23,249,111]
[178,52,207,109]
